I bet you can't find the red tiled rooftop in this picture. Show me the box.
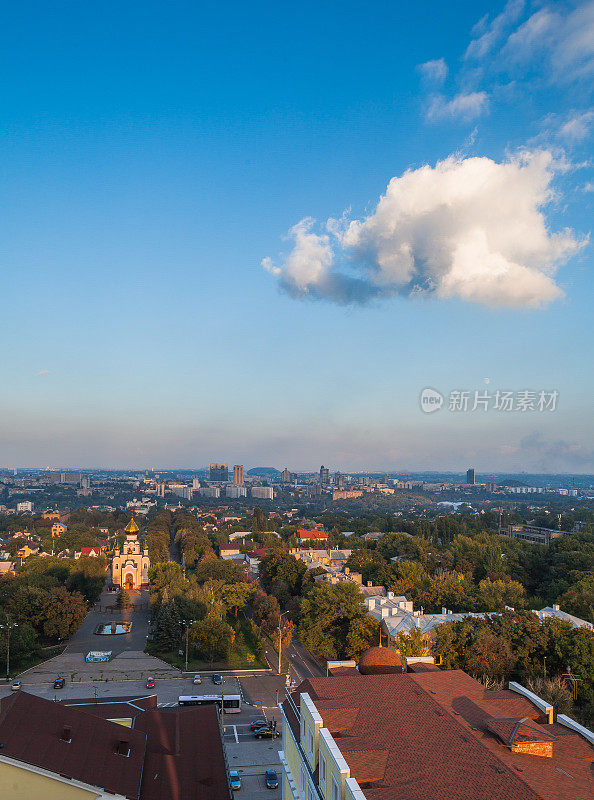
[0,691,146,798]
[292,671,594,800]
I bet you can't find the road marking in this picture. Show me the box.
[233,725,239,744]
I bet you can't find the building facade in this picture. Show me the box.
[210,463,229,482]
[111,518,150,590]
[232,465,244,485]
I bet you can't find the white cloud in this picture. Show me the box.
[465,0,525,60]
[35,369,52,377]
[557,109,594,142]
[263,151,586,309]
[501,1,594,83]
[427,91,489,122]
[418,58,448,86]
[584,181,594,192]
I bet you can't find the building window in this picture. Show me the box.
[308,726,314,757]
[300,767,306,799]
[319,753,326,795]
[300,716,305,742]
[308,787,314,800]
[331,776,339,800]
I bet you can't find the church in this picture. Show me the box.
[111,517,150,590]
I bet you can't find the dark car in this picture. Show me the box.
[249,718,268,731]
[254,726,280,739]
[212,674,223,685]
[53,677,65,689]
[265,770,279,789]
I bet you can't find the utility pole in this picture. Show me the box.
[0,621,18,679]
[278,611,288,676]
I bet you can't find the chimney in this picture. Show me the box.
[441,607,447,615]
[60,726,72,743]
[344,567,349,575]
[553,603,560,611]
[367,581,372,587]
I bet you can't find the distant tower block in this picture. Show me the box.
[466,468,475,485]
[233,465,245,486]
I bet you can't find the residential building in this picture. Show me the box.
[199,486,221,499]
[210,463,229,482]
[319,466,330,486]
[225,485,247,498]
[0,562,15,577]
[279,648,594,800]
[219,544,241,559]
[466,467,475,484]
[332,490,363,501]
[51,522,67,537]
[296,529,328,544]
[75,546,107,559]
[232,465,244,485]
[0,691,232,800]
[252,486,274,500]
[16,501,34,513]
[281,468,293,483]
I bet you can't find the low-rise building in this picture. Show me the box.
[502,524,570,546]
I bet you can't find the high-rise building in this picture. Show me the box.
[281,468,292,483]
[466,468,475,485]
[319,465,330,485]
[210,463,228,482]
[233,465,244,486]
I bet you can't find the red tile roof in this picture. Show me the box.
[0,693,232,800]
[290,671,594,800]
[297,529,328,540]
[136,705,231,800]
[0,691,146,798]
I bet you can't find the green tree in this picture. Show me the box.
[190,617,235,665]
[299,582,371,660]
[258,552,306,605]
[41,586,87,641]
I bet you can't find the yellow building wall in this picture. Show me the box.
[283,718,303,791]
[0,761,100,800]
[319,734,348,800]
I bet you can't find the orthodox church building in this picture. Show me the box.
[111,517,150,590]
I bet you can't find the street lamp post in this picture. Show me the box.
[0,621,18,680]
[184,620,195,672]
[278,611,289,676]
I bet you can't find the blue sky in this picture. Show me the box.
[1,1,593,472]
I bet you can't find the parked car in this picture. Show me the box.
[192,674,202,684]
[229,770,241,791]
[212,674,223,685]
[146,677,155,689]
[265,770,279,789]
[53,677,65,689]
[11,681,21,692]
[254,726,279,739]
[249,718,268,731]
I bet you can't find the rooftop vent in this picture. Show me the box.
[60,726,72,743]
[486,717,557,758]
[116,739,131,757]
